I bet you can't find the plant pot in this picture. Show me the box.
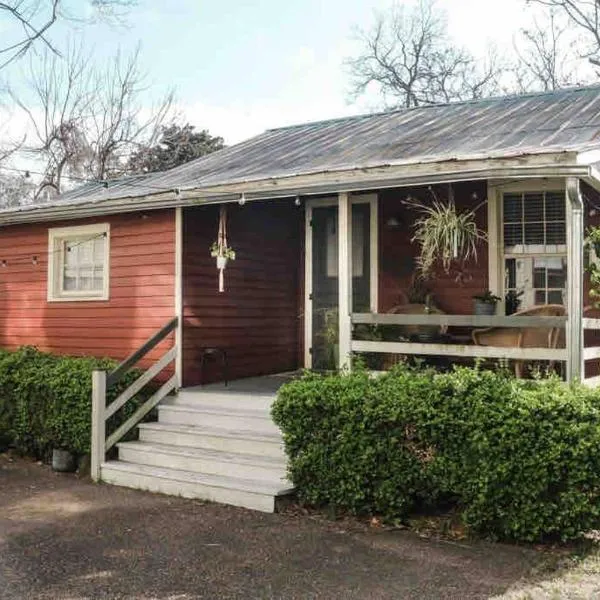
[473,300,497,316]
[52,448,77,473]
[216,256,228,269]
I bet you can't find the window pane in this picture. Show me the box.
[92,266,104,291]
[63,268,77,291]
[524,193,544,223]
[505,258,516,289]
[546,222,566,244]
[79,240,93,264]
[524,222,544,244]
[504,223,522,246]
[79,267,93,291]
[64,242,78,266]
[545,192,565,220]
[548,290,564,304]
[547,258,567,288]
[503,194,522,221]
[535,290,546,304]
[93,238,105,263]
[533,266,546,288]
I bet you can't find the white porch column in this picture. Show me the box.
[338,192,352,370]
[566,178,584,383]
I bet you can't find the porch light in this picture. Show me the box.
[295,196,301,206]
[238,193,246,206]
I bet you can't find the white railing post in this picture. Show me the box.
[566,178,584,384]
[338,192,352,370]
[91,369,107,482]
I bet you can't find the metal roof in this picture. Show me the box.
[6,85,600,216]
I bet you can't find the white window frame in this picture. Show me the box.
[488,179,567,311]
[47,223,110,302]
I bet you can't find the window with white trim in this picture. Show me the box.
[48,223,110,301]
[503,191,566,309]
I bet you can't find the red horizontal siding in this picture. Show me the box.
[182,201,303,385]
[0,209,176,369]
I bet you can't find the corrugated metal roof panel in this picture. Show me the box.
[5,85,600,216]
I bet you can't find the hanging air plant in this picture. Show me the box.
[210,206,236,292]
[404,187,486,278]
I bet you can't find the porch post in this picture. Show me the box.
[338,192,352,370]
[566,178,584,384]
[90,369,106,482]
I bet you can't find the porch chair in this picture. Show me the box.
[471,304,565,378]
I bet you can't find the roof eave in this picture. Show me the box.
[0,152,589,226]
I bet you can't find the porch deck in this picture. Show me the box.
[183,372,299,397]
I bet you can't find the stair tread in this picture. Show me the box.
[160,402,272,418]
[101,460,294,496]
[117,440,287,467]
[139,421,283,442]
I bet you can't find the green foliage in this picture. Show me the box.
[272,364,600,542]
[0,347,146,459]
[586,225,600,307]
[127,123,224,174]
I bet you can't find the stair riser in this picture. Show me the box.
[100,467,276,512]
[138,428,287,460]
[118,446,288,483]
[173,393,274,412]
[158,407,280,434]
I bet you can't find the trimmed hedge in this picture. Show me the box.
[0,346,145,459]
[271,364,600,542]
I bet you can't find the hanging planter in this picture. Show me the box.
[210,206,236,292]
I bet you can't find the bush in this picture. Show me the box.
[0,346,146,459]
[271,364,600,542]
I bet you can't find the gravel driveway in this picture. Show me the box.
[0,454,576,600]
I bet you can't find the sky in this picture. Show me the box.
[1,0,535,147]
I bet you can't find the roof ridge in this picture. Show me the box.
[266,84,600,133]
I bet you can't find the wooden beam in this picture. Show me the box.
[566,178,584,383]
[352,312,566,328]
[583,318,600,330]
[338,192,352,370]
[351,340,567,362]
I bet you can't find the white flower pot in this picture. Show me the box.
[216,256,228,269]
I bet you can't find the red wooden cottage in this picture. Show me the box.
[2,86,600,511]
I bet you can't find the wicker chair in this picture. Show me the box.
[471,304,566,377]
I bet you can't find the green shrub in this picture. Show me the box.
[0,346,146,459]
[272,364,600,542]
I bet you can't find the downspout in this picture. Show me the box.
[566,178,584,384]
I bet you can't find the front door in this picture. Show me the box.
[305,195,377,369]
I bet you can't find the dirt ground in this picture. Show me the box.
[0,454,593,600]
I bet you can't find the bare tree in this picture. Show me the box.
[86,46,174,181]
[0,0,138,70]
[346,0,503,108]
[527,1,600,60]
[511,9,581,91]
[12,42,174,198]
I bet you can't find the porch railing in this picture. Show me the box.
[350,313,600,385]
[90,317,178,481]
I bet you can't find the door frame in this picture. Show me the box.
[304,193,379,368]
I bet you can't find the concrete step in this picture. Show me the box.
[117,441,289,483]
[158,403,280,434]
[167,390,275,412]
[138,422,286,460]
[100,461,294,513]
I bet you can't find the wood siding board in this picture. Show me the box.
[182,201,302,385]
[0,209,176,371]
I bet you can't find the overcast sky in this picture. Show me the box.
[0,0,546,146]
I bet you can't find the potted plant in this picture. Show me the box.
[52,447,77,473]
[404,191,485,277]
[473,290,501,315]
[210,242,236,269]
[505,289,524,315]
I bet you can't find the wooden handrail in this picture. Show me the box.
[91,317,178,482]
[352,312,567,329]
[107,317,178,387]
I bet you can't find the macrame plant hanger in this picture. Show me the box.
[217,205,227,293]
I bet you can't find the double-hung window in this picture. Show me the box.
[47,223,110,301]
[502,190,566,309]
